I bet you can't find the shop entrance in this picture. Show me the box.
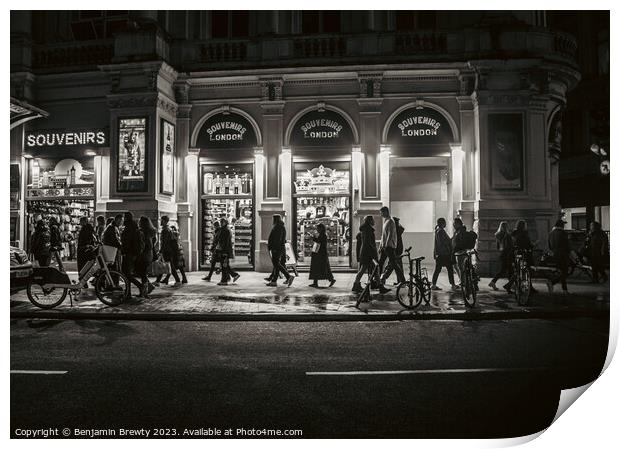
[200,163,255,270]
[293,162,352,268]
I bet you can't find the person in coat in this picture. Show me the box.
[103,214,123,271]
[156,216,182,286]
[506,219,536,294]
[488,221,514,292]
[548,219,570,294]
[30,220,51,267]
[136,216,157,298]
[266,214,294,287]
[77,216,96,273]
[203,221,221,282]
[380,217,405,285]
[588,221,608,283]
[121,211,144,299]
[308,222,336,288]
[352,215,385,293]
[215,218,240,286]
[49,216,64,271]
[170,225,188,284]
[95,215,106,241]
[378,207,406,290]
[431,217,458,291]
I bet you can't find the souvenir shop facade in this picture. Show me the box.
[11,61,576,275]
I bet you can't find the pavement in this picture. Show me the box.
[9,269,610,321]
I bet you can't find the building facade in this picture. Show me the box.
[10,10,581,274]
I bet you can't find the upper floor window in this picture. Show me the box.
[71,10,128,40]
[211,11,249,39]
[301,11,341,34]
[395,10,437,31]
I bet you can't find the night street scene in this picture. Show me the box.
[9,8,611,440]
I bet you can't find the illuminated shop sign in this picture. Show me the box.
[25,129,108,148]
[387,107,454,146]
[196,112,257,149]
[290,110,354,148]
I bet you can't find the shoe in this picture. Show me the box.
[431,285,442,291]
[152,282,160,287]
[217,281,229,286]
[266,281,277,287]
[329,279,336,287]
[182,278,188,284]
[309,283,319,288]
[379,286,391,294]
[202,276,211,282]
[489,281,498,291]
[147,283,155,294]
[232,274,241,283]
[286,276,295,287]
[172,281,182,287]
[352,283,363,293]
[264,277,272,281]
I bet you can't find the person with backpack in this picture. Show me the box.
[352,215,385,293]
[48,216,64,272]
[451,217,477,283]
[489,221,514,292]
[121,211,144,300]
[30,219,51,267]
[431,218,458,291]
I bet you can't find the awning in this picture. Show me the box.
[10,97,48,129]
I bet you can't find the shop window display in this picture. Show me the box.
[294,164,351,267]
[25,157,95,262]
[201,164,254,269]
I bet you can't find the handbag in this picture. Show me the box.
[312,242,320,254]
[148,255,171,276]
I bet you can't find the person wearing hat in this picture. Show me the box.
[548,218,570,294]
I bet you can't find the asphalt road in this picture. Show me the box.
[11,317,609,438]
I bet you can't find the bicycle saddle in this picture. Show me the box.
[412,256,425,262]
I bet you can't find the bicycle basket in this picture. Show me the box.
[102,245,118,263]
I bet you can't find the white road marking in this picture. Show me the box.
[10,370,68,375]
[306,367,549,376]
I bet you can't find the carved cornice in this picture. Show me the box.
[259,78,284,101]
[157,95,178,117]
[106,92,178,116]
[259,100,285,115]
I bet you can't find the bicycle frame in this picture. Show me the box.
[37,246,114,290]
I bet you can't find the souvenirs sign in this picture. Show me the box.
[196,112,257,149]
[25,129,108,149]
[387,107,454,146]
[290,110,354,148]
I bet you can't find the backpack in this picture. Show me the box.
[463,230,478,250]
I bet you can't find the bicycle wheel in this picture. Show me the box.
[516,263,531,306]
[26,281,67,309]
[421,277,432,303]
[95,270,129,306]
[462,265,477,308]
[396,281,423,309]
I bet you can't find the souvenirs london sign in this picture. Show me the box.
[290,109,354,148]
[25,128,108,149]
[387,106,454,146]
[196,112,258,149]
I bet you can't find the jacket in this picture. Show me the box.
[395,223,405,255]
[121,221,142,259]
[588,229,609,261]
[548,227,570,260]
[77,223,96,250]
[495,230,514,254]
[215,226,234,256]
[268,222,287,252]
[452,226,473,253]
[49,224,63,251]
[381,217,397,249]
[102,224,122,249]
[358,222,378,265]
[512,229,533,250]
[30,226,51,257]
[309,232,333,280]
[160,225,176,262]
[138,227,156,264]
[434,227,452,257]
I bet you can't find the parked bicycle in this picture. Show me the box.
[512,247,532,306]
[454,249,478,307]
[26,242,129,309]
[396,247,431,309]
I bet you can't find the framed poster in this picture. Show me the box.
[161,119,175,195]
[488,113,524,190]
[117,117,148,192]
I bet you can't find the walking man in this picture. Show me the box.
[266,214,294,287]
[378,207,406,291]
[548,219,570,294]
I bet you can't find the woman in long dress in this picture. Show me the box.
[309,223,336,288]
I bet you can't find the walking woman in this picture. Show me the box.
[203,221,221,282]
[352,215,384,293]
[30,220,51,267]
[431,218,458,291]
[121,212,143,299]
[136,216,157,298]
[489,221,514,292]
[308,223,336,288]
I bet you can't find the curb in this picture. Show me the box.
[10,308,609,322]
